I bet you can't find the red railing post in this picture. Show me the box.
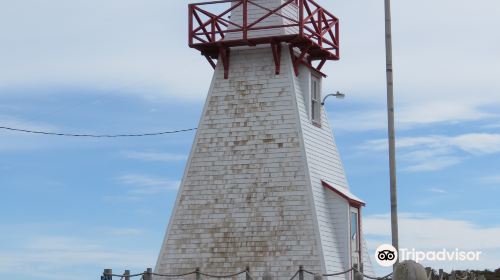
[243,0,248,40]
[211,20,216,42]
[188,4,194,46]
[317,9,323,47]
[335,20,340,58]
[298,0,304,37]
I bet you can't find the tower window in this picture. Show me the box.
[350,207,360,271]
[351,210,359,251]
[311,75,321,125]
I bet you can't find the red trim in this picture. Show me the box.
[312,120,322,128]
[347,206,362,280]
[348,207,353,280]
[289,45,327,78]
[358,207,363,269]
[323,179,364,279]
[219,47,230,79]
[271,41,282,75]
[321,180,365,207]
[188,0,340,77]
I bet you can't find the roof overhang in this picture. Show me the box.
[321,179,366,207]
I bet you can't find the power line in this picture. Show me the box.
[0,126,197,138]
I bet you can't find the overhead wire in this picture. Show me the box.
[0,126,197,138]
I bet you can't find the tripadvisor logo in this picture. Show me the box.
[400,248,482,263]
[375,244,482,267]
[375,244,398,267]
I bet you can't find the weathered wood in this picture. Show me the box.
[425,267,432,280]
[246,266,251,280]
[450,271,456,280]
[143,268,153,280]
[103,269,112,280]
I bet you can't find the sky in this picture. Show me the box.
[0,0,499,279]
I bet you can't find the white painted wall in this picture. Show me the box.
[225,0,299,40]
[156,47,323,280]
[156,44,374,279]
[290,60,374,278]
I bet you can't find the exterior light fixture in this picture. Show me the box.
[321,91,345,105]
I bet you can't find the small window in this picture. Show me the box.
[350,207,360,272]
[350,211,359,251]
[311,75,321,125]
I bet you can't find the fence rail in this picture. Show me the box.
[101,265,383,280]
[101,266,485,280]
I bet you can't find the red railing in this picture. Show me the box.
[188,0,339,59]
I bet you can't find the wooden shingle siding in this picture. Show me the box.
[290,62,374,277]
[226,0,299,40]
[290,63,348,279]
[156,47,323,279]
[157,1,374,275]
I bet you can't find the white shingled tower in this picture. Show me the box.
[156,0,374,279]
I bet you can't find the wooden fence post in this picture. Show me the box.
[103,269,112,280]
[299,265,304,280]
[246,266,251,280]
[450,271,456,280]
[196,267,201,280]
[353,264,363,280]
[144,268,152,280]
[426,267,432,280]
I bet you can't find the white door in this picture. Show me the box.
[350,207,360,271]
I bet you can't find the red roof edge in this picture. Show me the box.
[321,180,366,207]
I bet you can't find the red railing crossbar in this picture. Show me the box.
[246,0,299,28]
[189,0,340,61]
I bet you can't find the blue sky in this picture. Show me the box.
[1,0,499,279]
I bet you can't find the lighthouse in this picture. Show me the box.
[155,0,374,279]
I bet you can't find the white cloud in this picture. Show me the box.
[0,115,57,132]
[428,188,448,194]
[361,133,500,172]
[403,157,462,173]
[480,175,500,185]
[117,174,179,195]
[450,134,500,155]
[324,0,500,130]
[331,104,495,133]
[0,116,61,151]
[0,0,212,100]
[1,0,499,114]
[330,110,387,132]
[122,151,187,162]
[0,225,155,280]
[364,213,500,271]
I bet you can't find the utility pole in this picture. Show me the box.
[384,0,399,264]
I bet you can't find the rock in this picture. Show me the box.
[393,261,428,280]
[314,273,323,280]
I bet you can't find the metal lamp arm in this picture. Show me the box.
[321,91,345,105]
